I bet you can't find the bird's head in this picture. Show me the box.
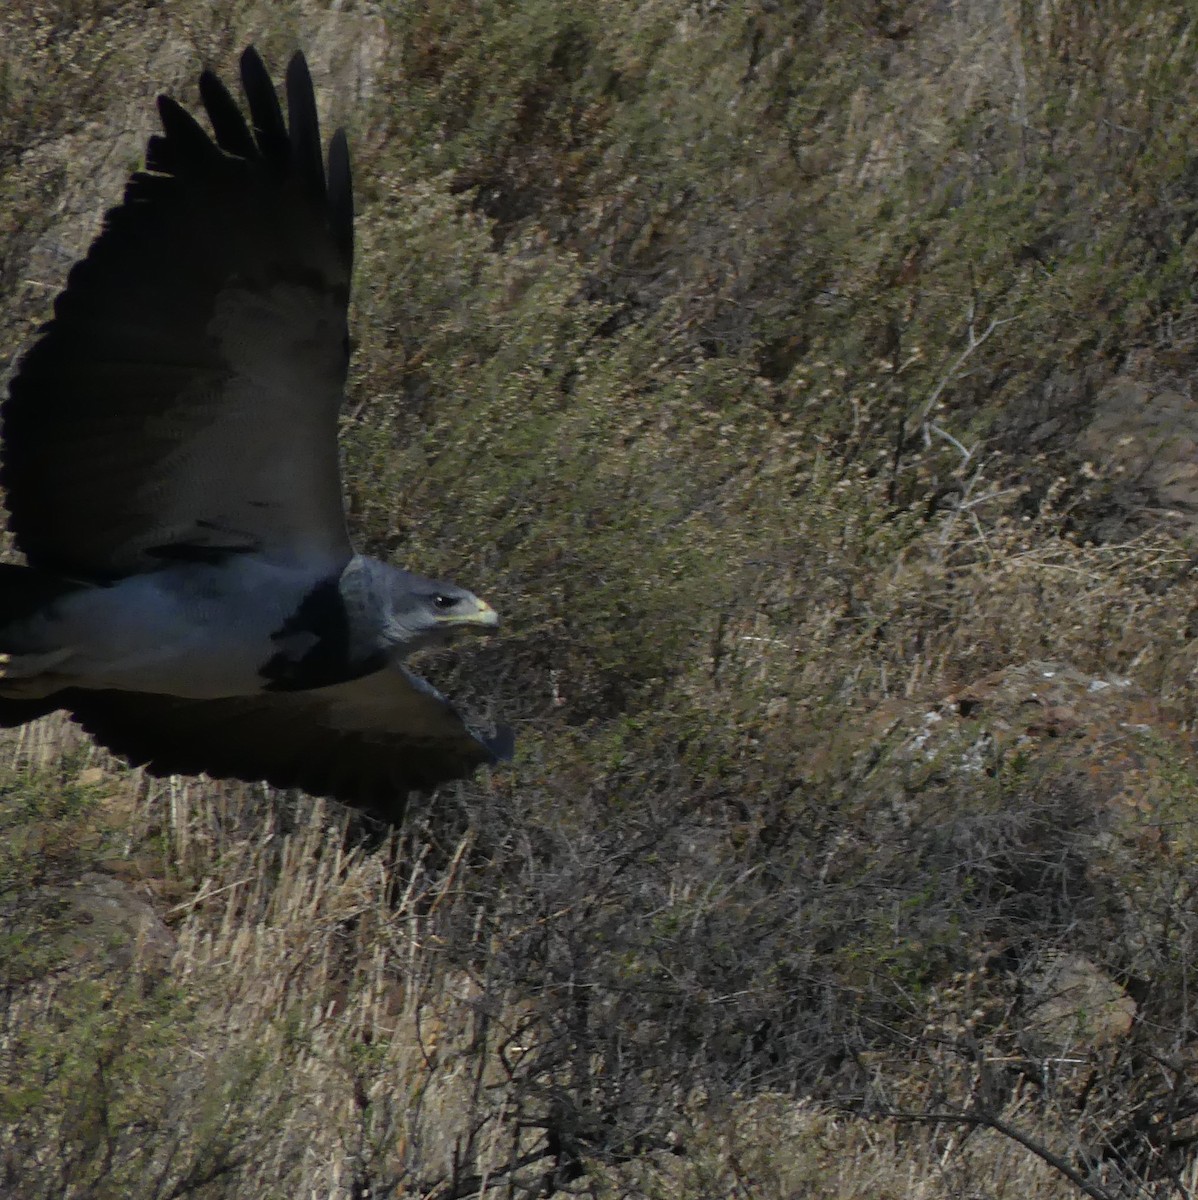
[380,570,500,655]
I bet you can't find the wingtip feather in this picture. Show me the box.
[239,44,288,168]
[328,128,354,265]
[285,49,326,203]
[199,67,256,158]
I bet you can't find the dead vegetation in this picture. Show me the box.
[4,1,1198,1196]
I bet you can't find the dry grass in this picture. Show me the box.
[4,1,1198,1197]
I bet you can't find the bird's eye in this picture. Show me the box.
[432,594,458,610]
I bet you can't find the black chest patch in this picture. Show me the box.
[259,578,384,691]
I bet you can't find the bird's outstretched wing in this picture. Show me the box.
[2,48,355,579]
[61,666,513,819]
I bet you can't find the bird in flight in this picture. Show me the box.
[0,47,512,819]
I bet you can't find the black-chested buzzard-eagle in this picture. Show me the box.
[0,48,511,818]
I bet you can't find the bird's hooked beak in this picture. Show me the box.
[436,596,500,632]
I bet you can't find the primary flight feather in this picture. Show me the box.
[0,47,511,819]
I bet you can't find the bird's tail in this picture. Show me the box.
[0,562,85,726]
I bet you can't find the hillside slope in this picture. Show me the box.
[3,2,1198,1196]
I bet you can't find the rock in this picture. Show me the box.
[48,871,175,976]
[1020,951,1136,1056]
[1080,376,1198,527]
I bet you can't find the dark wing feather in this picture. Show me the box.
[61,667,514,821]
[327,130,354,264]
[286,53,326,201]
[241,46,290,170]
[197,69,257,158]
[2,48,354,580]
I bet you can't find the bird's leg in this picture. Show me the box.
[0,647,75,690]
